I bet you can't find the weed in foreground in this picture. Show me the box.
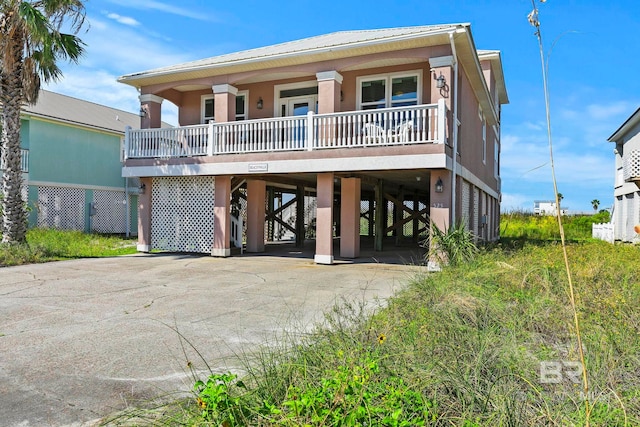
[424,220,478,268]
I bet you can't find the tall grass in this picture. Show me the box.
[0,228,137,266]
[501,211,610,242]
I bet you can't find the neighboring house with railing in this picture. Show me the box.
[608,107,640,242]
[1,90,141,235]
[118,24,508,263]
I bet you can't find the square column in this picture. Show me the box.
[246,179,266,253]
[314,172,334,265]
[137,177,152,252]
[340,177,361,258]
[213,84,238,123]
[429,170,452,233]
[139,94,164,129]
[316,71,343,114]
[429,56,454,107]
[212,176,231,257]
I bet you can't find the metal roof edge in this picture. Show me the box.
[608,107,640,142]
[21,111,128,135]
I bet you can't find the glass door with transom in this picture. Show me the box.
[280,95,317,146]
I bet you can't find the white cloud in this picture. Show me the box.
[586,101,635,120]
[105,0,216,21]
[500,193,532,212]
[105,12,140,27]
[43,15,191,126]
[68,16,193,76]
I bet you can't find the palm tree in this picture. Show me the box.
[591,199,600,212]
[1,0,85,243]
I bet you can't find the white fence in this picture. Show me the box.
[124,101,447,159]
[592,222,614,243]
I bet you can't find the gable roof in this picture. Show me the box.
[21,90,141,134]
[119,24,473,88]
[608,108,640,143]
[121,24,462,83]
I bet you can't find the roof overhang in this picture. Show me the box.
[608,108,640,142]
[118,25,466,88]
[477,50,509,105]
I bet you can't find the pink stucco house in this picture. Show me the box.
[118,24,508,264]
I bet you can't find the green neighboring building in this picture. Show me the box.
[2,90,141,235]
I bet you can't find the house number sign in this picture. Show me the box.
[248,163,268,172]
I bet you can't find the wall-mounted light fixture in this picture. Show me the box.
[435,177,444,193]
[139,183,146,194]
[435,73,446,89]
[256,97,264,110]
[340,90,344,102]
[139,105,148,118]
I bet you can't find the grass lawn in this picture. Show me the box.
[0,228,137,267]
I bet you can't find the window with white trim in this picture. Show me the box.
[494,139,499,178]
[479,107,486,164]
[201,91,248,123]
[357,71,421,110]
[235,91,248,121]
[202,96,214,123]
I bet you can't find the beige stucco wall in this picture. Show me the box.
[456,67,499,194]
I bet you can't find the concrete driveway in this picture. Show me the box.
[0,245,423,426]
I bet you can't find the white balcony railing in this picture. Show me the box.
[124,100,447,160]
[0,148,29,172]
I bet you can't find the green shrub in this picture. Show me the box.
[426,220,478,267]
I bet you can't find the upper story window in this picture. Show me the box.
[203,97,215,123]
[494,139,499,178]
[201,91,248,123]
[479,107,486,164]
[357,71,421,110]
[235,92,247,121]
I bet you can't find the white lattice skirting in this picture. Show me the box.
[37,186,85,230]
[151,176,215,253]
[92,190,127,234]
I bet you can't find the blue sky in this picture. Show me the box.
[45,0,640,212]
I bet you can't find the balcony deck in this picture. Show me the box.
[125,101,447,159]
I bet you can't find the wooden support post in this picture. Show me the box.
[374,180,384,252]
[413,194,419,242]
[395,186,404,245]
[296,185,305,247]
[368,197,374,237]
[267,187,275,241]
